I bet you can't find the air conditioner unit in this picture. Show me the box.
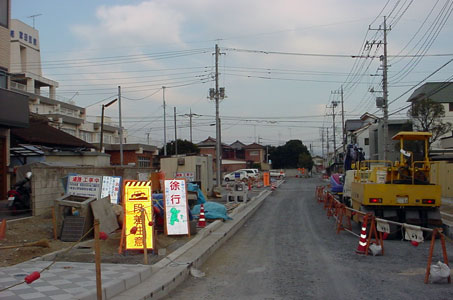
[177,157,185,165]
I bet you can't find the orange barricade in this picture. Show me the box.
[424,228,451,284]
[326,194,336,218]
[335,204,352,234]
[365,215,383,256]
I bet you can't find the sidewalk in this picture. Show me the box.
[0,184,278,300]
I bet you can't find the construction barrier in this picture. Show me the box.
[315,185,451,284]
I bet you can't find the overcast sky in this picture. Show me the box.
[11,0,453,153]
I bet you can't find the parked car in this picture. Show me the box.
[236,169,259,178]
[224,170,248,182]
[269,169,286,179]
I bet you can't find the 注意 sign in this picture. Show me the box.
[123,181,153,250]
[67,174,102,199]
[101,176,122,204]
[164,179,190,236]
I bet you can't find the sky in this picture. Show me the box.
[10,0,453,154]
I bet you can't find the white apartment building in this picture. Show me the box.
[8,19,122,148]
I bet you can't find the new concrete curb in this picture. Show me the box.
[111,188,273,300]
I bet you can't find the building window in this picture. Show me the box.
[24,33,27,41]
[250,150,259,156]
[449,103,453,112]
[28,35,32,43]
[19,31,23,39]
[0,0,8,28]
[364,138,369,145]
[10,30,14,38]
[138,156,150,168]
[33,38,36,45]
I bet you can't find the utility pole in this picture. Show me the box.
[189,108,193,143]
[174,107,178,155]
[182,108,197,143]
[118,86,124,166]
[326,128,330,161]
[146,133,150,145]
[327,101,338,164]
[332,86,346,154]
[369,16,390,160]
[321,128,325,159]
[215,44,221,186]
[163,86,167,156]
[208,44,225,187]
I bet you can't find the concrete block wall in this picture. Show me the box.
[30,165,157,216]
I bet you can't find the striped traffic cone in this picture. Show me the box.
[271,182,276,191]
[356,215,369,254]
[197,204,206,228]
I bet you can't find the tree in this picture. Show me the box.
[408,98,452,147]
[298,152,314,171]
[269,139,311,169]
[160,139,200,155]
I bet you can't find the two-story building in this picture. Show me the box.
[407,82,453,150]
[0,0,30,198]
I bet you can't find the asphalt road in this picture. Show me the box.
[166,177,453,300]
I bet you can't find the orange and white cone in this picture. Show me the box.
[197,204,206,228]
[356,215,369,254]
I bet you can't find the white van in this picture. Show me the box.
[237,169,259,178]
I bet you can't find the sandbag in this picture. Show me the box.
[430,261,451,283]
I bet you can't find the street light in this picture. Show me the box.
[100,98,118,152]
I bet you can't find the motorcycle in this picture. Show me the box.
[8,171,32,214]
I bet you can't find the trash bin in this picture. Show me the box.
[54,195,96,241]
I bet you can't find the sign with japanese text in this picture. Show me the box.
[164,179,190,236]
[123,181,153,250]
[67,174,102,199]
[101,176,122,204]
[175,172,195,182]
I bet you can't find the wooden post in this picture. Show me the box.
[52,207,57,240]
[141,210,148,265]
[94,219,103,300]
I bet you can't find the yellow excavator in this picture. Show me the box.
[345,131,442,233]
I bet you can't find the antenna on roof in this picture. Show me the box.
[27,14,42,29]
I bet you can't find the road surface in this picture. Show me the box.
[166,177,453,299]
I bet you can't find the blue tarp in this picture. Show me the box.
[187,183,206,204]
[330,173,343,193]
[191,201,232,221]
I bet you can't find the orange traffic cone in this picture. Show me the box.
[356,215,369,254]
[197,204,206,228]
[271,182,276,191]
[0,219,6,240]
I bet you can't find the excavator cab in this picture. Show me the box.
[390,131,432,184]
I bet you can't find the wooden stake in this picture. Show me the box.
[52,207,57,240]
[118,219,125,254]
[141,210,148,265]
[94,219,103,300]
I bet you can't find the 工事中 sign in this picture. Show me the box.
[164,179,190,236]
[123,181,153,250]
[67,174,102,199]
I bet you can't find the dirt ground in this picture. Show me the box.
[0,213,192,267]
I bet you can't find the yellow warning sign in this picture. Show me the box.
[123,181,153,250]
